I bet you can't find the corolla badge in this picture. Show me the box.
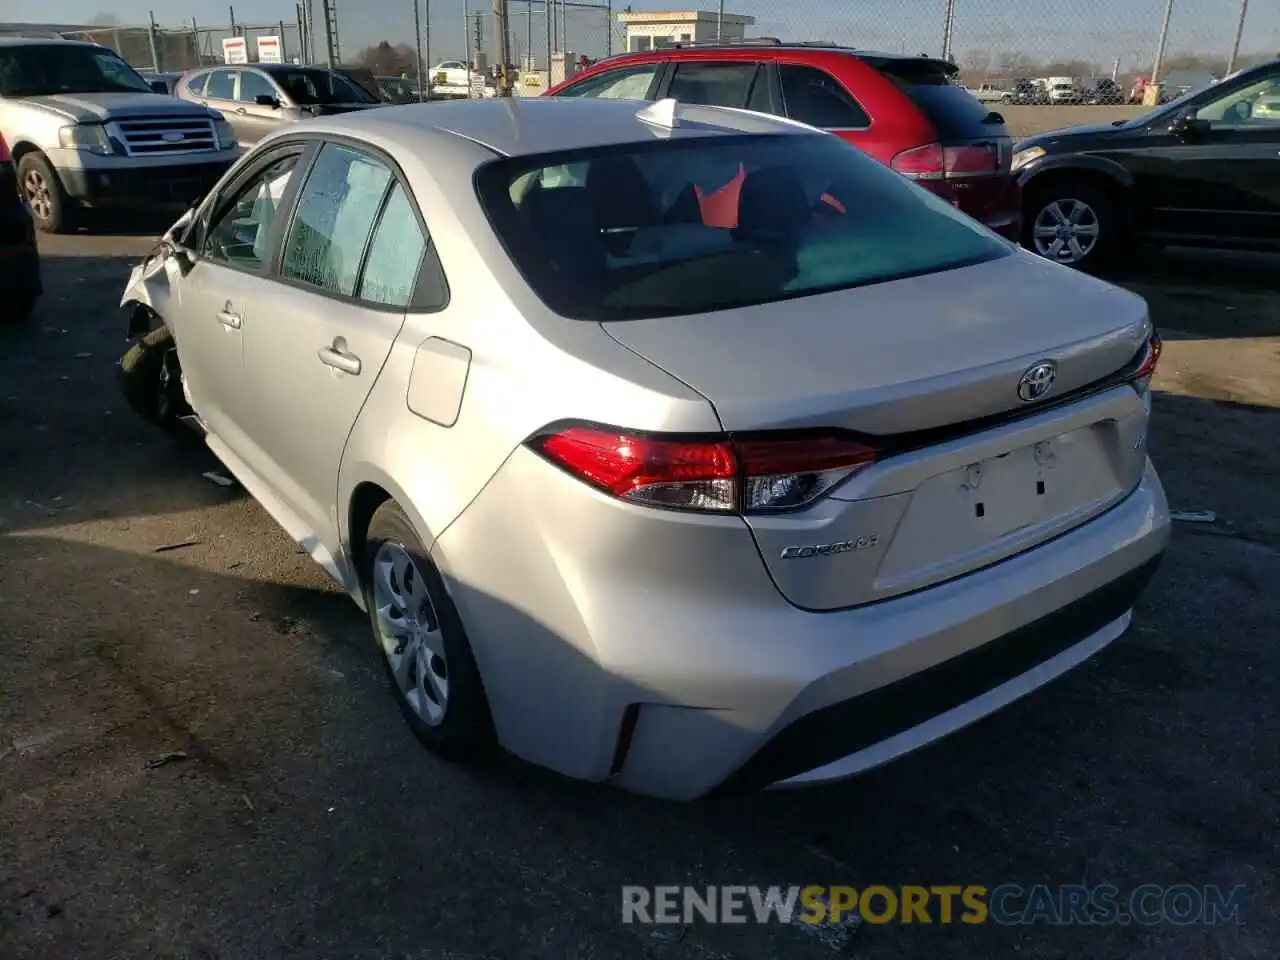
[1017,360,1057,403]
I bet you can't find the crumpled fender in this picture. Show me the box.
[120,208,195,331]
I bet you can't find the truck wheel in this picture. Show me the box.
[118,325,191,430]
[18,153,74,234]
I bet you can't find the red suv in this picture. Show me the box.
[547,41,1021,239]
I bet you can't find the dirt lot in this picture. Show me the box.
[1000,104,1149,138]
[0,223,1276,959]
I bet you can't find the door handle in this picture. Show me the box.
[216,309,242,329]
[235,107,248,115]
[318,341,362,375]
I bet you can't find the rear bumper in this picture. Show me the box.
[434,449,1170,800]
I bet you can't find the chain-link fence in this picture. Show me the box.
[0,20,305,74]
[302,0,1274,100]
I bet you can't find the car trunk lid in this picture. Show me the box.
[602,253,1154,609]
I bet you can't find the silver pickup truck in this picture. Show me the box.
[0,37,239,233]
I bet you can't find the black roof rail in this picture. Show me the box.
[670,37,784,49]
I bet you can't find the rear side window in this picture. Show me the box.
[874,59,1007,139]
[779,64,869,128]
[185,73,207,97]
[666,62,758,109]
[282,143,393,297]
[358,184,427,307]
[475,133,1008,321]
[556,64,659,100]
[204,70,234,100]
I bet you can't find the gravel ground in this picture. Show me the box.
[999,104,1149,139]
[0,224,1276,959]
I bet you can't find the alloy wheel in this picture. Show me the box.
[1032,198,1101,263]
[22,169,52,223]
[371,541,449,726]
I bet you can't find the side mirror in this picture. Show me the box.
[255,94,281,109]
[1169,109,1209,139]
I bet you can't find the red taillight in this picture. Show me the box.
[531,425,879,514]
[890,143,944,180]
[1129,333,1162,382]
[891,142,1001,181]
[0,133,10,165]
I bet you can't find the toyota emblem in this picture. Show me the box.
[1017,361,1057,403]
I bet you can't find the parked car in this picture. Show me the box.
[0,131,40,320]
[429,59,478,95]
[1046,78,1081,104]
[1015,58,1280,270]
[0,38,239,232]
[143,71,184,96]
[970,82,1013,103]
[547,41,1022,240]
[176,62,382,146]
[377,75,421,103]
[120,97,1168,799]
[1011,78,1045,104]
[1083,78,1124,105]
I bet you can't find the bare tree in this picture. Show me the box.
[88,13,119,26]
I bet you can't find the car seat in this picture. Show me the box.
[585,155,659,255]
[735,165,811,238]
[521,185,605,283]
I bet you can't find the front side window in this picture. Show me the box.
[556,63,659,100]
[237,71,279,103]
[1195,73,1280,127]
[203,155,301,269]
[281,143,393,297]
[476,133,1009,321]
[0,44,153,96]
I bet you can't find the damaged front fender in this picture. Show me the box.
[121,208,196,337]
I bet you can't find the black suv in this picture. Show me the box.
[1014,59,1280,271]
[0,132,40,322]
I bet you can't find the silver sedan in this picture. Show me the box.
[120,97,1170,799]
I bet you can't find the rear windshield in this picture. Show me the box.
[475,133,1009,322]
[873,59,1009,140]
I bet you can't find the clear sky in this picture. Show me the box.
[6,0,1277,73]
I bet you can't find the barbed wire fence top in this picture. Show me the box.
[12,0,1272,87]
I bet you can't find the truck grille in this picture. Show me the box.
[110,117,218,157]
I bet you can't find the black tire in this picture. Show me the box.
[17,152,74,234]
[1022,179,1118,274]
[0,291,37,324]
[118,325,191,429]
[363,500,496,761]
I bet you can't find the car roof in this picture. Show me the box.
[0,37,104,48]
[308,96,819,157]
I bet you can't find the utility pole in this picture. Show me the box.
[1150,0,1174,85]
[147,10,162,72]
[493,0,512,96]
[716,0,723,41]
[413,0,426,99]
[941,0,956,62]
[1226,0,1249,76]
